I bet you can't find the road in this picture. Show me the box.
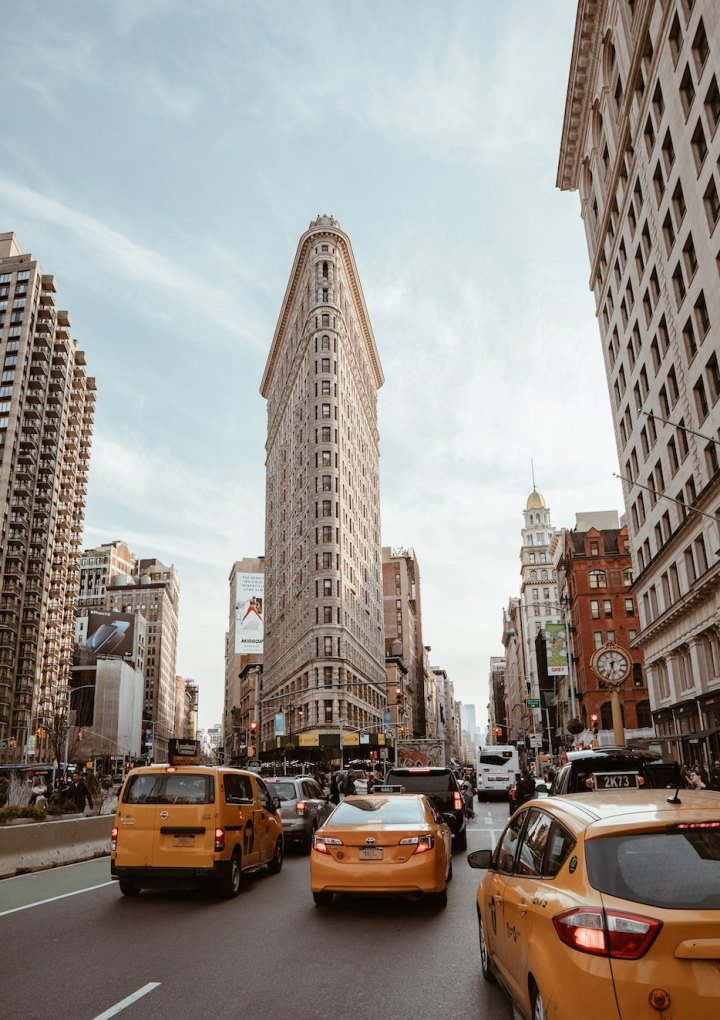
[0,800,514,1020]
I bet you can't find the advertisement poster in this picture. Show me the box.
[545,623,569,676]
[235,572,264,654]
[82,610,135,661]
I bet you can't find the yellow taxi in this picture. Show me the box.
[111,764,284,897]
[468,789,720,1019]
[310,793,452,906]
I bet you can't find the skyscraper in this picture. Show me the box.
[260,216,386,759]
[0,232,95,754]
[558,1,720,765]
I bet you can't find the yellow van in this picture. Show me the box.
[110,764,284,897]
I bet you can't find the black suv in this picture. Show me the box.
[550,746,681,795]
[382,766,467,850]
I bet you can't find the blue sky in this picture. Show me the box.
[0,1,623,731]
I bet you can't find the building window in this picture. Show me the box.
[589,570,608,589]
[594,631,603,649]
[590,600,600,619]
[625,597,634,616]
[603,599,613,617]
[323,636,333,655]
[590,540,599,555]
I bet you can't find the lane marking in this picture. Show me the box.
[92,983,161,1020]
[0,881,114,917]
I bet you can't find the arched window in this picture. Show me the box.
[541,569,548,581]
[589,570,608,589]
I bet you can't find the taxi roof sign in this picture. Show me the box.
[168,738,201,765]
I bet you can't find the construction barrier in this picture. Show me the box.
[0,815,112,879]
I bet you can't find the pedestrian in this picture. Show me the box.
[343,769,357,797]
[462,782,475,820]
[68,772,94,813]
[329,772,341,805]
[694,761,710,789]
[366,772,376,794]
[515,767,536,809]
[710,760,720,792]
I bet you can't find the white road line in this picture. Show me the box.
[0,881,114,917]
[92,983,161,1020]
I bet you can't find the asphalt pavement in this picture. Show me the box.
[0,800,514,1020]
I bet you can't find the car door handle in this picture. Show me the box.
[519,898,527,916]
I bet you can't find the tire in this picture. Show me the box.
[479,916,495,982]
[267,838,284,874]
[313,890,333,906]
[219,851,242,898]
[453,827,467,852]
[428,888,447,908]
[119,879,140,897]
[532,984,548,1020]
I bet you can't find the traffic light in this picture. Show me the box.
[493,726,502,737]
[395,687,402,700]
[591,714,599,736]
[250,721,257,734]
[36,726,46,739]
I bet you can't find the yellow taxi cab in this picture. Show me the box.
[468,788,720,1019]
[310,793,452,907]
[111,763,284,898]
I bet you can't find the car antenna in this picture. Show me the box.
[666,782,682,805]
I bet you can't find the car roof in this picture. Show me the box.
[565,746,661,762]
[386,767,452,773]
[532,788,720,834]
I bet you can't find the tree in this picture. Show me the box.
[37,688,93,773]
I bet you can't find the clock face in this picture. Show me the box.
[595,647,631,681]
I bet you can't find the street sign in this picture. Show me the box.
[528,734,543,748]
[525,698,540,708]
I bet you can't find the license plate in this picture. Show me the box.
[594,772,639,790]
[359,847,383,860]
[173,835,195,847]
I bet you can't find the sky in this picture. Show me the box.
[0,0,625,732]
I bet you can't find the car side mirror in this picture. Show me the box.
[467,849,493,870]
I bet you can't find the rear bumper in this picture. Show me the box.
[111,862,221,886]
[310,854,446,895]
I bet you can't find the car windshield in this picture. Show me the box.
[586,828,720,909]
[327,797,426,825]
[267,782,297,802]
[123,773,214,805]
[386,772,454,793]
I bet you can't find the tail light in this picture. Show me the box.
[399,834,434,854]
[111,826,117,852]
[296,800,308,817]
[453,791,463,811]
[312,835,343,854]
[214,828,225,852]
[553,908,662,959]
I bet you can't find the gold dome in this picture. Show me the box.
[526,488,547,511]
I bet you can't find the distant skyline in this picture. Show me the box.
[0,1,622,730]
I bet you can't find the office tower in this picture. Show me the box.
[558,2,720,765]
[382,546,427,738]
[0,232,95,754]
[103,556,180,761]
[260,216,385,761]
[223,556,264,762]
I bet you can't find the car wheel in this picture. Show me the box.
[428,888,447,908]
[531,983,548,1020]
[219,851,242,898]
[479,916,495,982]
[267,838,283,874]
[313,890,333,906]
[453,827,467,852]
[119,879,140,897]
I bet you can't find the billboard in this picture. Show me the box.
[545,623,569,676]
[81,611,136,662]
[235,571,264,654]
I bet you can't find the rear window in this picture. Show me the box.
[328,797,426,825]
[385,771,454,793]
[586,829,720,909]
[267,782,297,802]
[480,753,513,767]
[123,773,215,805]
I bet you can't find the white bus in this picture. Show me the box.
[476,744,520,800]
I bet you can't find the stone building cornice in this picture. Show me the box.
[557,0,606,192]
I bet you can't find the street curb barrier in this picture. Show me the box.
[0,815,112,879]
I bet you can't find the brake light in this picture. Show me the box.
[672,820,720,830]
[313,835,343,854]
[553,908,662,959]
[164,767,177,773]
[111,826,117,852]
[399,834,434,854]
[214,828,225,852]
[454,791,463,811]
[296,800,307,817]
